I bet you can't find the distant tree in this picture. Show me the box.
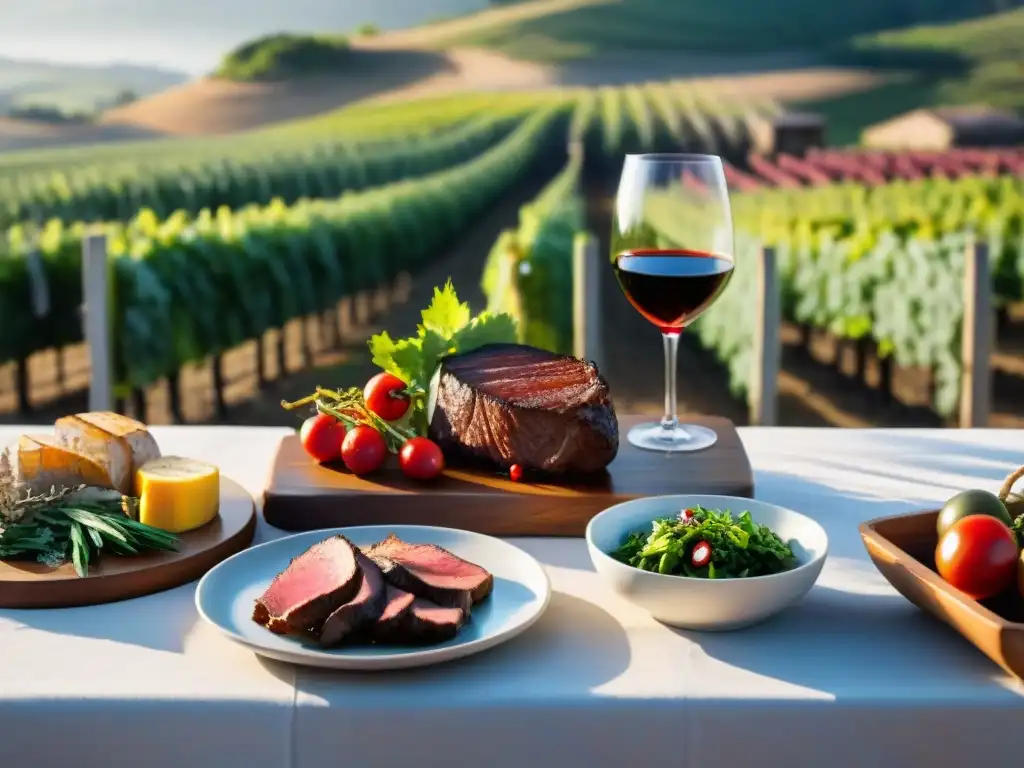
[112,89,138,107]
[356,23,380,37]
[7,104,91,124]
[215,33,350,82]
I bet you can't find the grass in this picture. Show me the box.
[851,7,1024,111]
[797,7,1024,145]
[214,33,351,82]
[391,0,994,61]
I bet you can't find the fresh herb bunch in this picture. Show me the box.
[0,450,180,577]
[612,505,797,579]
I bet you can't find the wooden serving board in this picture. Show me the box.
[861,509,1024,681]
[0,477,257,609]
[263,415,753,536]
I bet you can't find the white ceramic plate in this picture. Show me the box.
[195,525,551,670]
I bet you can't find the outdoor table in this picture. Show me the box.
[2,424,1023,768]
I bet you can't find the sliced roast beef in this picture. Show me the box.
[365,534,493,613]
[369,585,466,645]
[316,551,388,647]
[252,535,361,634]
[426,343,618,474]
[372,584,417,635]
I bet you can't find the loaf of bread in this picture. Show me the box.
[53,412,161,495]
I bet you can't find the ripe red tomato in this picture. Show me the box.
[509,464,524,482]
[364,373,410,422]
[399,437,444,481]
[341,425,388,476]
[936,514,1019,600]
[299,414,345,464]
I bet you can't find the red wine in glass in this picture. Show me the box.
[613,248,734,334]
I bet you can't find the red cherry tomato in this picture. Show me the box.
[936,515,1018,600]
[341,425,388,476]
[399,437,445,481]
[363,373,410,422]
[299,413,345,464]
[509,464,524,482]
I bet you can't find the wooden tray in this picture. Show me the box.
[263,414,753,536]
[0,476,257,609]
[860,510,1024,681]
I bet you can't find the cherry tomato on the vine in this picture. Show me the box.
[936,514,1019,600]
[364,373,411,422]
[299,413,345,464]
[341,425,388,476]
[399,437,445,481]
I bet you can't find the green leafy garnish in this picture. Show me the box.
[370,279,518,391]
[611,505,798,579]
[368,280,517,433]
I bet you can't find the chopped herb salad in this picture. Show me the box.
[611,505,798,579]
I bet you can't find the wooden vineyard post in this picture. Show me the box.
[276,328,288,379]
[338,296,354,339]
[14,359,29,415]
[321,307,337,349]
[750,246,780,426]
[211,354,229,421]
[960,240,993,428]
[255,334,269,387]
[82,232,114,412]
[573,232,603,366]
[167,372,185,423]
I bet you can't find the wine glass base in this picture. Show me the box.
[627,422,718,453]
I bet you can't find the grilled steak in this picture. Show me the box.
[427,343,618,474]
[365,534,493,614]
[316,551,388,647]
[370,586,466,645]
[252,535,361,634]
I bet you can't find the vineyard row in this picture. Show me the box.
[0,86,778,232]
[1,105,572,403]
[725,147,1024,191]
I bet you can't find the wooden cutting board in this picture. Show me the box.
[262,415,753,536]
[0,477,257,609]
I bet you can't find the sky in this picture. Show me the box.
[0,0,488,75]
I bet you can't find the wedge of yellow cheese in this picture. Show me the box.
[54,412,161,495]
[15,434,120,495]
[135,456,220,533]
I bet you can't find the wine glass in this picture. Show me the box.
[611,153,734,453]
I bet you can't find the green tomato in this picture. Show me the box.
[936,489,1013,538]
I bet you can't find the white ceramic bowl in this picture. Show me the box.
[586,494,828,631]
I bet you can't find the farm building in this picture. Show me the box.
[748,112,826,157]
[861,106,1024,150]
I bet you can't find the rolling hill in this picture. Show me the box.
[364,0,1003,61]
[0,57,187,114]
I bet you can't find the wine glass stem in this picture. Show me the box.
[661,331,688,439]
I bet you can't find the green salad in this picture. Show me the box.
[611,505,797,579]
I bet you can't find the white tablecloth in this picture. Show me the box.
[1,425,1023,768]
